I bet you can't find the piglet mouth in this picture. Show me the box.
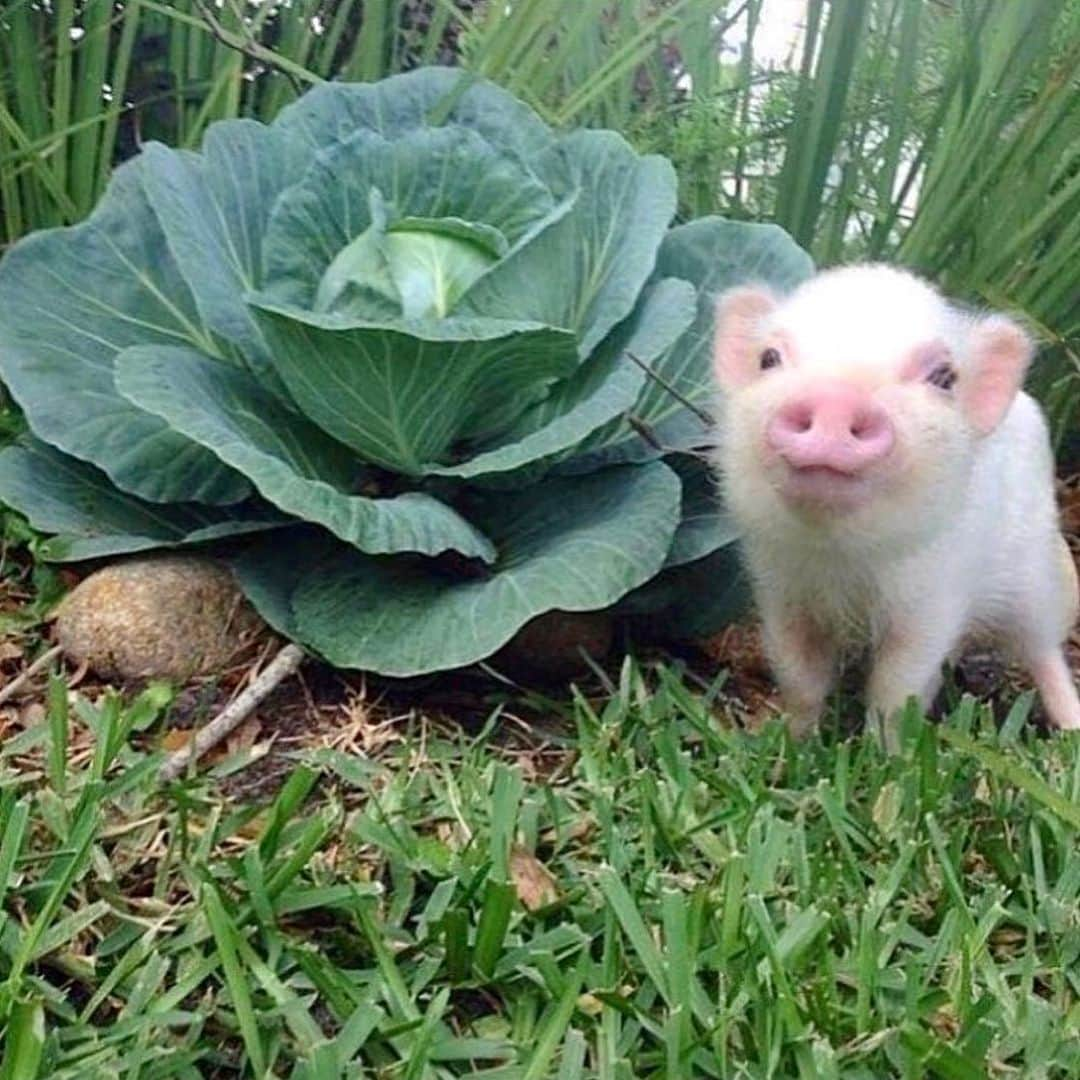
[777,462,871,510]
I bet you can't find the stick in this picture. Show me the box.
[625,351,714,426]
[159,643,306,782]
[625,412,716,462]
[0,644,63,707]
[191,0,309,95]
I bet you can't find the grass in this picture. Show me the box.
[0,651,1077,1076]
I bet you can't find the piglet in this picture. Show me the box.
[711,264,1080,749]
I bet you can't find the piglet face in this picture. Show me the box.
[712,265,1033,543]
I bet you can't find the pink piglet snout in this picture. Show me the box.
[766,381,895,474]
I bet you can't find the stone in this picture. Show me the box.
[55,555,264,682]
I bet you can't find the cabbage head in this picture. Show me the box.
[0,69,812,676]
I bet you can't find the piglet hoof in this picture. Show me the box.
[782,711,821,741]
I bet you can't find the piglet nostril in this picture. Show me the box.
[773,400,815,437]
[849,404,890,444]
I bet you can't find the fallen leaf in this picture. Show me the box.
[929,1004,959,1041]
[57,568,83,591]
[542,815,595,847]
[0,641,24,663]
[160,729,193,753]
[1057,474,1080,533]
[19,701,45,727]
[236,811,271,840]
[871,781,902,834]
[510,845,559,911]
[226,717,262,755]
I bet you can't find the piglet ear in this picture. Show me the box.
[713,285,778,389]
[960,314,1034,435]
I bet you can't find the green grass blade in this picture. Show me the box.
[523,956,586,1080]
[0,999,45,1080]
[937,727,1080,830]
[46,672,69,797]
[473,879,516,979]
[202,884,267,1076]
[597,866,669,1003]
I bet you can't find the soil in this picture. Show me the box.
[2,472,1078,803]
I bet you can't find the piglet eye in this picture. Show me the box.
[926,362,957,391]
[759,347,782,371]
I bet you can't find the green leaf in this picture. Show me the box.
[271,66,556,168]
[115,345,497,562]
[522,959,587,1080]
[0,158,249,505]
[262,125,558,312]
[936,727,1080,830]
[393,215,509,257]
[426,278,696,481]
[460,130,678,358]
[568,217,815,469]
[473,880,517,978]
[229,529,313,641]
[618,543,750,641]
[380,228,498,320]
[235,463,681,675]
[248,301,579,475]
[597,866,670,1003]
[138,120,310,389]
[0,438,281,562]
[898,1023,988,1080]
[644,216,815,426]
[312,189,400,315]
[662,455,739,569]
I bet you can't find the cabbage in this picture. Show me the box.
[0,69,812,675]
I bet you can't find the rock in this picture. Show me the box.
[55,555,265,682]
[493,610,613,682]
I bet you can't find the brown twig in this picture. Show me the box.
[0,644,64,707]
[191,0,309,96]
[159,643,306,782]
[625,413,715,462]
[626,414,665,452]
[625,351,714,425]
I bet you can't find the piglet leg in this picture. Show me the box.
[1014,538,1079,732]
[761,610,835,738]
[1029,650,1080,731]
[866,624,955,753]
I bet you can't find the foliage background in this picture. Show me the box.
[2,0,1079,446]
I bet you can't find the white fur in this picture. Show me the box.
[711,264,1080,748]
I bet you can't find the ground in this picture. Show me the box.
[0,475,1077,1076]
